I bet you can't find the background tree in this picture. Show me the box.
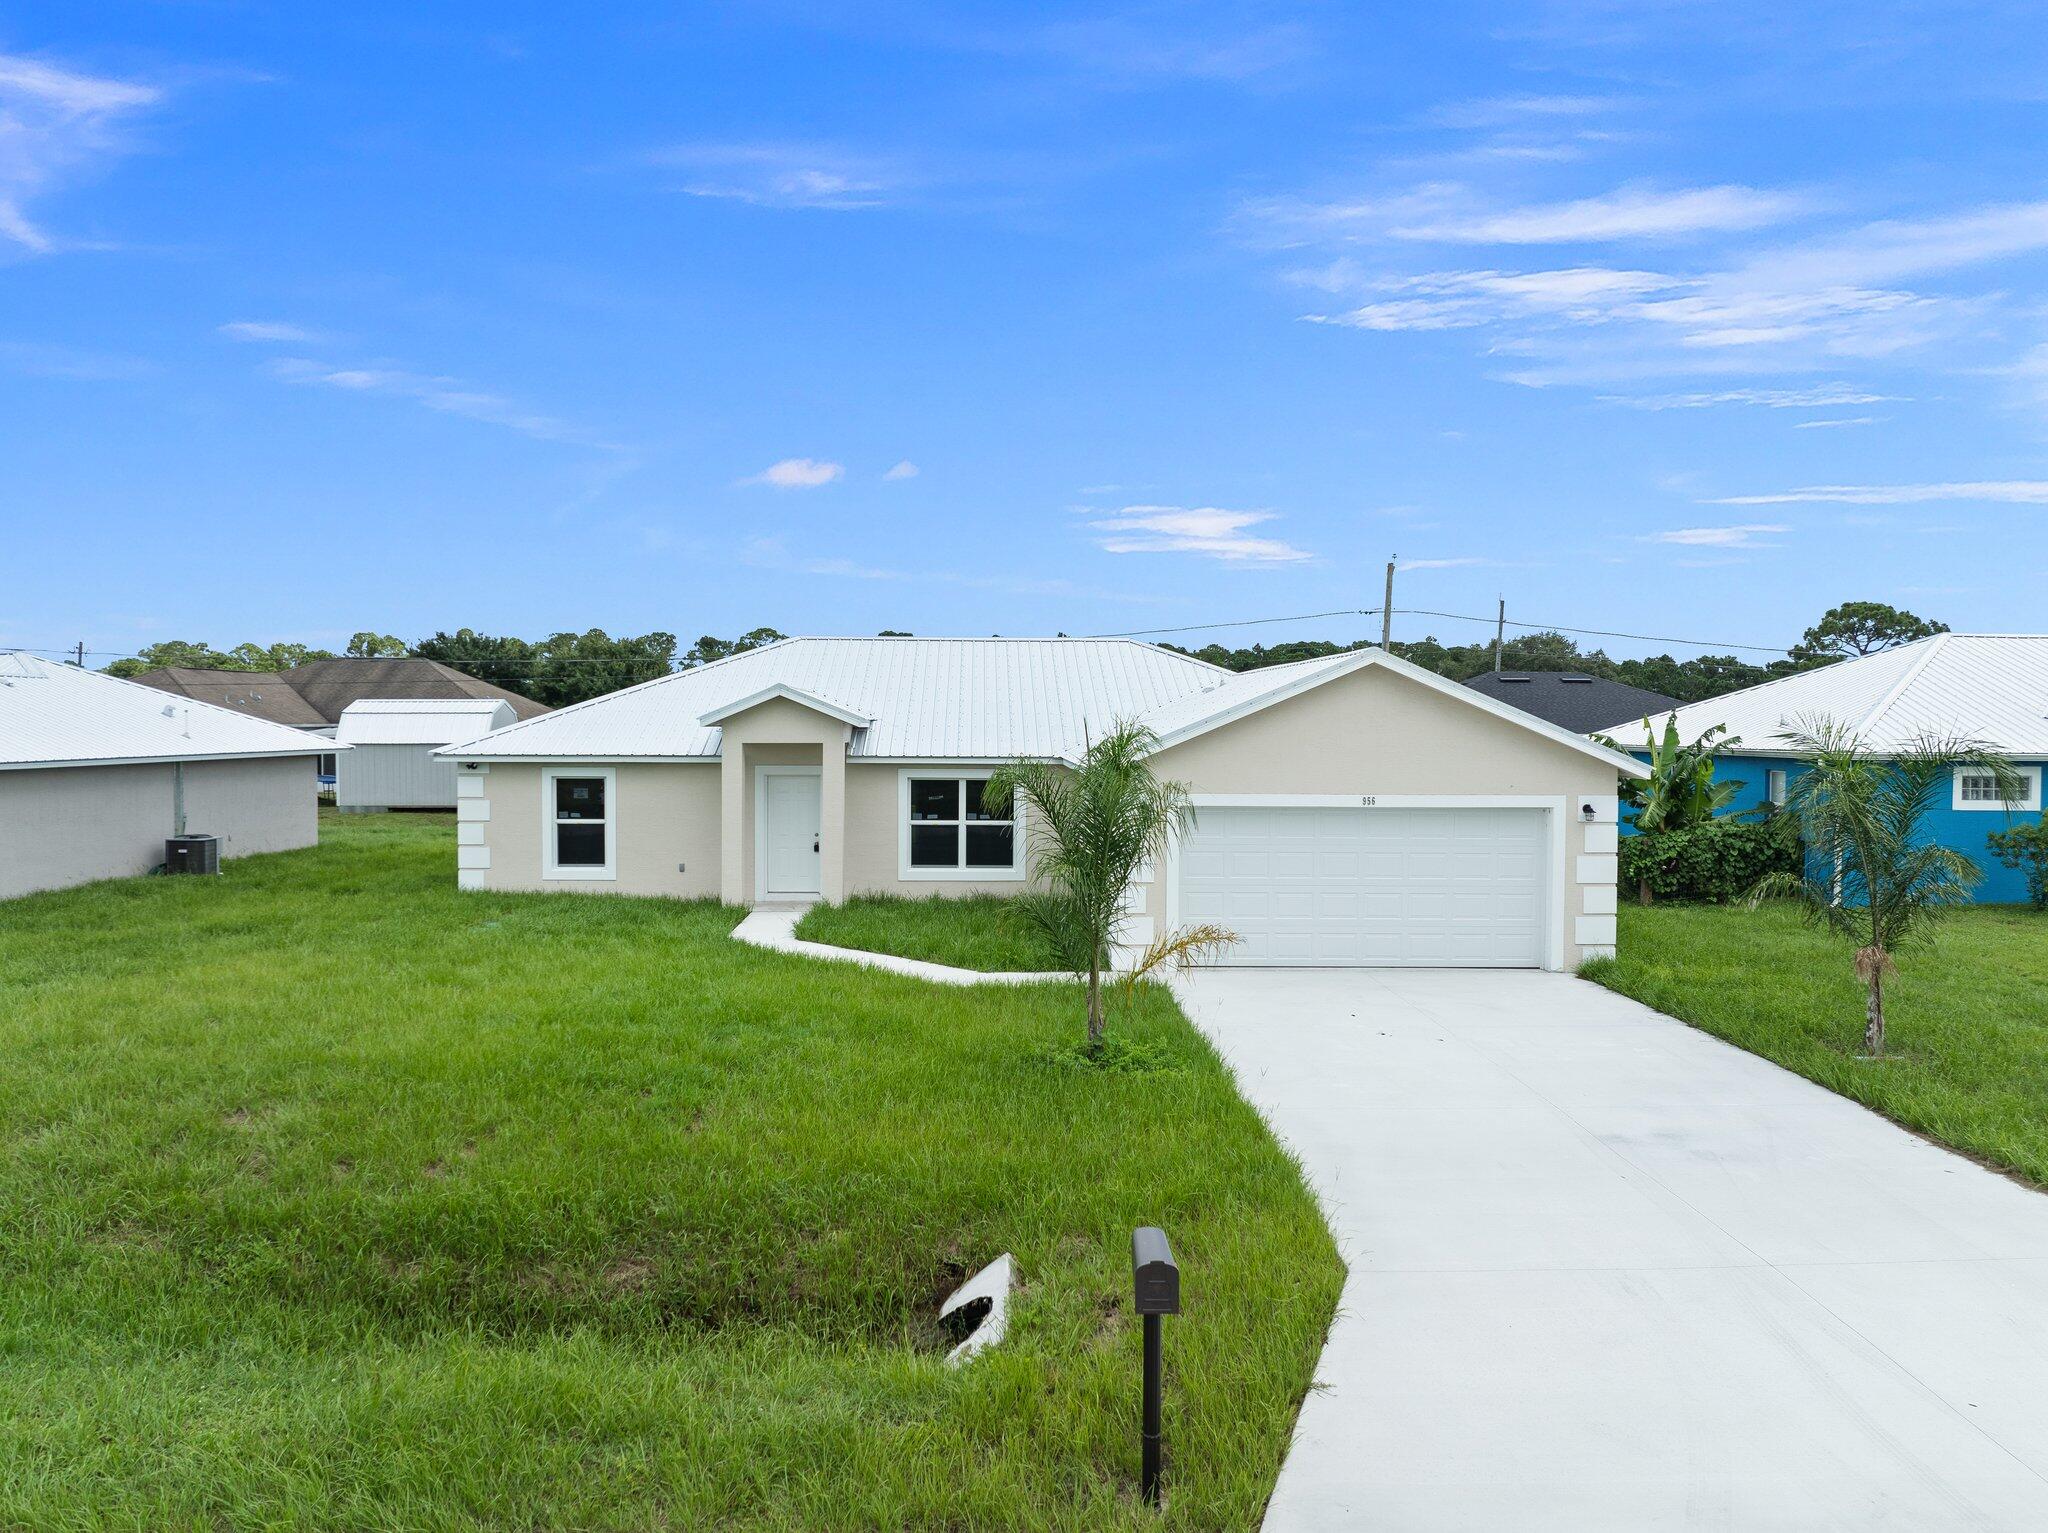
[1748,721,2019,1055]
[411,629,540,694]
[346,632,408,658]
[681,628,787,669]
[103,638,336,677]
[984,722,1233,1051]
[1791,601,1948,663]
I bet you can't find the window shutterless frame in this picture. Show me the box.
[896,768,1026,882]
[542,766,617,880]
[1952,763,2042,812]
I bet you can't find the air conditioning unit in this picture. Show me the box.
[165,834,221,876]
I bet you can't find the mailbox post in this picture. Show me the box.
[1131,1226,1180,1508]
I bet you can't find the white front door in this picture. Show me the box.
[1177,805,1548,967]
[762,772,823,897]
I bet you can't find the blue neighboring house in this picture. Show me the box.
[1602,634,2048,904]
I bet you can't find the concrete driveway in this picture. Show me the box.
[1173,968,2048,1531]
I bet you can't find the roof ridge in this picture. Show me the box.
[1854,630,1952,738]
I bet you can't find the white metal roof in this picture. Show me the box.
[438,635,1643,773]
[336,697,517,747]
[0,652,337,770]
[442,637,1226,761]
[1601,634,2048,758]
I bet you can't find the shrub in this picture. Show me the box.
[1620,814,1800,904]
[1986,817,2048,910]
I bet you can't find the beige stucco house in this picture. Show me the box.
[440,637,1645,970]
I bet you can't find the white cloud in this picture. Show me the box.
[264,357,618,448]
[648,143,902,210]
[219,320,322,343]
[1710,481,2048,506]
[0,52,161,252]
[1599,384,1897,410]
[882,459,919,481]
[1790,416,1878,429]
[1260,183,1804,249]
[1425,94,1629,129]
[743,456,844,489]
[1090,506,1312,563]
[1649,524,1790,547]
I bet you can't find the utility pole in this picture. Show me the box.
[1380,558,1396,650]
[73,640,85,668]
[1493,598,1506,673]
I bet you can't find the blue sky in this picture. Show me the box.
[6,2,2048,665]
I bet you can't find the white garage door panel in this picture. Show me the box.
[1178,806,1546,967]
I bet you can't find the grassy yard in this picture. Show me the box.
[0,813,1340,1530]
[1586,902,2048,1185]
[796,893,1064,973]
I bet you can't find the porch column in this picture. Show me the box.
[719,744,747,905]
[820,728,848,903]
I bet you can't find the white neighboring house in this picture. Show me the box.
[0,652,336,900]
[335,698,517,811]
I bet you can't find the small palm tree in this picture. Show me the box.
[984,721,1236,1050]
[1747,718,2022,1056]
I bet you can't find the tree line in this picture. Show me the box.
[1166,601,1949,704]
[104,627,788,707]
[99,601,1946,710]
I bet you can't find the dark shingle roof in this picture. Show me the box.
[281,659,549,723]
[131,667,331,728]
[1462,671,1682,734]
[132,659,547,729]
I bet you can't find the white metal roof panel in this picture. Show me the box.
[444,637,1229,760]
[337,697,517,746]
[0,652,336,769]
[1601,635,2048,757]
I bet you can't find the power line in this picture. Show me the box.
[1093,605,1793,656]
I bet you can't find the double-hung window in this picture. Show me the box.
[900,772,1022,880]
[544,768,616,879]
[1766,769,1788,807]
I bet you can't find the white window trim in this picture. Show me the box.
[896,768,1027,882]
[1952,763,2042,812]
[541,766,616,881]
[1766,768,1788,807]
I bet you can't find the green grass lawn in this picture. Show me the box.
[796,893,1064,973]
[1586,902,2048,1185]
[0,812,1339,1530]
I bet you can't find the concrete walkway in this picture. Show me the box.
[731,909,1068,986]
[1173,967,2048,1531]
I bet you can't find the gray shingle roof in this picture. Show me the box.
[1463,671,1682,734]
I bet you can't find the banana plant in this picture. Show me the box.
[1596,715,1743,833]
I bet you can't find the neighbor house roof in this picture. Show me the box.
[440,635,1646,775]
[134,657,548,728]
[335,697,518,747]
[128,666,331,728]
[0,652,338,771]
[1463,671,1682,733]
[1602,634,2048,758]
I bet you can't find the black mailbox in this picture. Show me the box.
[1132,1226,1180,1315]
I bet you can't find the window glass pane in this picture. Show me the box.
[556,823,607,866]
[556,777,605,820]
[965,824,1014,868]
[963,779,1008,821]
[909,779,959,822]
[1962,774,2000,801]
[910,824,960,867]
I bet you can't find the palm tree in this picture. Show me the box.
[983,721,1235,1050]
[1747,718,2022,1056]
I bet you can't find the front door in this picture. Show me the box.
[762,771,823,897]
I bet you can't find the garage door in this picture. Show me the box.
[1176,806,1548,967]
